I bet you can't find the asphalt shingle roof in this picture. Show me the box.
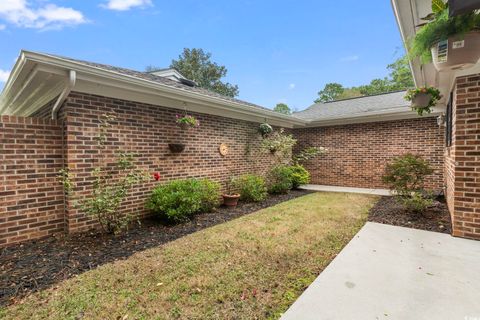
[293,91,409,121]
[40,53,410,123]
[45,53,273,113]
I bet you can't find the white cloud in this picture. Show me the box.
[340,55,359,62]
[0,0,86,30]
[0,24,5,30]
[0,69,10,82]
[102,0,153,11]
[288,83,296,90]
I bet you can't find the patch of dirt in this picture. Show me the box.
[0,190,312,307]
[368,196,452,234]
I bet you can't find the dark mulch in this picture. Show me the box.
[368,196,452,234]
[0,190,312,307]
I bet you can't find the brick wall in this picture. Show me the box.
[0,116,65,246]
[446,74,480,240]
[293,118,445,190]
[61,92,279,233]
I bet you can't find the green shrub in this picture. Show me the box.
[382,154,433,197]
[231,174,268,202]
[382,154,434,214]
[267,166,293,194]
[146,178,220,222]
[289,164,310,189]
[402,192,434,214]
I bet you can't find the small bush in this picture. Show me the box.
[267,166,293,194]
[382,154,433,197]
[402,192,433,214]
[231,174,268,202]
[382,154,433,214]
[146,178,220,223]
[289,164,310,189]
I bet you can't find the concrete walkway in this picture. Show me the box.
[300,184,391,196]
[281,222,480,320]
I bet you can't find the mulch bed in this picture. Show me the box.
[0,190,312,307]
[368,196,452,234]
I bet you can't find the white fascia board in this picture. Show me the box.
[303,105,445,127]
[20,51,306,127]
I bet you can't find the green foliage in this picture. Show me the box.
[273,103,292,115]
[231,174,268,202]
[315,83,345,103]
[170,48,239,97]
[314,55,414,103]
[405,87,442,116]
[267,166,293,194]
[176,114,200,128]
[387,55,416,90]
[409,4,480,63]
[382,154,434,214]
[146,178,220,223]
[293,146,328,164]
[288,164,310,189]
[259,123,273,136]
[267,165,310,193]
[261,129,297,163]
[401,192,434,214]
[58,115,149,234]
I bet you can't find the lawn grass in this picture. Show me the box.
[1,192,377,320]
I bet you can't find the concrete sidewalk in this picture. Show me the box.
[300,184,391,196]
[281,222,480,320]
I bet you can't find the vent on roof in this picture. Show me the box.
[179,78,196,87]
[148,68,195,86]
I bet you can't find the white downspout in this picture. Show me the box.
[51,70,76,119]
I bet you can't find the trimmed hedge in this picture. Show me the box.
[146,178,220,223]
[231,174,268,202]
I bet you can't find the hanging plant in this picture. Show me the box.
[408,0,480,70]
[405,87,442,116]
[259,123,273,137]
[176,114,200,129]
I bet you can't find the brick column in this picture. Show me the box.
[447,74,480,240]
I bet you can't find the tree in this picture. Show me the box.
[387,55,415,90]
[314,83,345,103]
[170,48,239,97]
[274,103,291,115]
[313,55,414,103]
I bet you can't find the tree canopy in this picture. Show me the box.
[273,103,291,115]
[170,48,239,97]
[314,55,414,103]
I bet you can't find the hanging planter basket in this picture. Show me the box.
[431,31,480,71]
[405,87,442,116]
[168,143,186,153]
[411,92,433,108]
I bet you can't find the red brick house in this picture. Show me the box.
[0,36,478,244]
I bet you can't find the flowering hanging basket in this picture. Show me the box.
[405,87,442,116]
[176,114,200,130]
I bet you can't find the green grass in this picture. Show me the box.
[1,192,377,320]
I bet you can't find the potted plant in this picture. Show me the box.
[176,114,200,130]
[168,114,200,153]
[222,177,240,207]
[405,87,442,116]
[409,0,480,71]
[259,122,273,137]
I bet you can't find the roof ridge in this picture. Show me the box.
[323,89,407,104]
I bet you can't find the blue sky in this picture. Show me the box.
[0,0,405,111]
